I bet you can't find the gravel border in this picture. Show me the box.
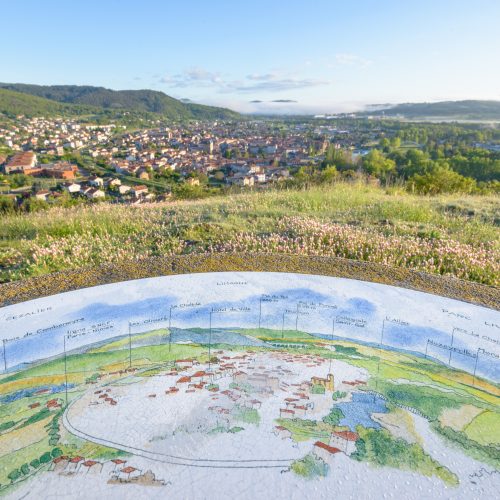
[0,253,498,310]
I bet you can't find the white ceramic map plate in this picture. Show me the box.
[0,272,498,499]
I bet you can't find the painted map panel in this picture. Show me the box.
[0,272,499,498]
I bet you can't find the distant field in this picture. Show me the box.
[0,183,498,284]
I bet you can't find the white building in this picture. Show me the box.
[329,431,359,456]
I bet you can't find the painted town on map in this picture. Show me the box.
[0,272,498,499]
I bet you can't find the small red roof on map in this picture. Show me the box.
[314,441,341,454]
[121,466,137,473]
[333,430,359,441]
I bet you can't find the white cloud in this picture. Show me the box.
[159,67,223,88]
[158,68,332,93]
[235,73,330,92]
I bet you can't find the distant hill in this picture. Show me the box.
[364,100,500,120]
[0,88,100,117]
[0,83,241,120]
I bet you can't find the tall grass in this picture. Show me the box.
[1,183,498,284]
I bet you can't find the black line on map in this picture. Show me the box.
[329,318,335,373]
[374,319,385,400]
[472,347,479,386]
[168,305,173,352]
[63,334,68,406]
[258,296,263,330]
[449,327,456,365]
[208,311,213,370]
[2,339,6,372]
[128,322,132,368]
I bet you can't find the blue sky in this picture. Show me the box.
[2,0,500,113]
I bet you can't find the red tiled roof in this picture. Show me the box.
[314,441,341,454]
[121,466,137,473]
[333,430,359,441]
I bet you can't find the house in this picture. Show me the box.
[117,184,131,195]
[131,185,148,198]
[311,373,335,391]
[190,371,209,382]
[88,176,104,187]
[51,456,70,472]
[46,398,62,410]
[63,182,81,194]
[112,459,127,467]
[118,466,141,481]
[293,405,307,417]
[35,190,50,201]
[107,177,122,187]
[101,458,126,476]
[136,168,150,180]
[188,382,205,391]
[312,441,341,464]
[228,174,255,187]
[41,162,78,179]
[176,359,194,369]
[279,408,295,418]
[112,160,130,173]
[176,376,191,387]
[66,456,85,473]
[80,460,103,474]
[330,430,359,456]
[4,152,37,174]
[85,188,105,199]
[274,425,292,439]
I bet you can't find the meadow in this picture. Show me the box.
[1,183,498,285]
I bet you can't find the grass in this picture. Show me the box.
[0,182,499,284]
[0,434,50,488]
[354,426,459,486]
[238,327,316,341]
[0,343,204,393]
[275,418,330,442]
[463,410,500,446]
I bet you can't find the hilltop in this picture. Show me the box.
[0,88,100,118]
[0,83,241,120]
